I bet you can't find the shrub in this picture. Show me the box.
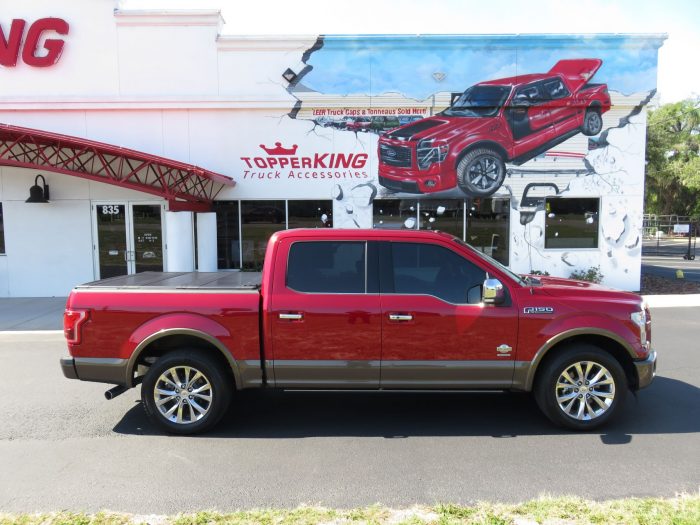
[569,265,604,283]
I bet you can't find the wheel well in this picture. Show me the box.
[587,101,602,112]
[133,334,236,387]
[533,334,637,390]
[455,141,509,168]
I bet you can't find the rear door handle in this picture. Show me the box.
[388,313,413,322]
[279,312,304,320]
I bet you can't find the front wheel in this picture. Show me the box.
[456,148,506,197]
[581,108,603,136]
[534,344,627,431]
[141,350,232,434]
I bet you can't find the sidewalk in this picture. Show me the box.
[0,293,698,332]
[0,297,67,331]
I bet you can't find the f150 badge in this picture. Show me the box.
[523,306,554,314]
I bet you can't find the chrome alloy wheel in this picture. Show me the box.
[468,155,502,191]
[154,366,213,425]
[555,361,615,421]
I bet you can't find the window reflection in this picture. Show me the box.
[419,199,464,239]
[373,199,418,229]
[545,198,599,249]
[241,200,286,270]
[466,198,510,265]
[214,201,240,270]
[288,200,333,229]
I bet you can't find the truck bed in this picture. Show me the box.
[76,271,262,291]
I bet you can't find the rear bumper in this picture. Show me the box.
[634,350,657,390]
[60,356,128,385]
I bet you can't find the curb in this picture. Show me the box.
[0,330,64,335]
[642,294,700,308]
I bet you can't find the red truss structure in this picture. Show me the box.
[0,123,235,211]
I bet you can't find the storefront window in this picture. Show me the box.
[466,197,510,265]
[545,198,599,249]
[0,203,4,254]
[241,200,286,270]
[419,199,465,240]
[214,201,241,270]
[373,199,418,229]
[287,200,333,229]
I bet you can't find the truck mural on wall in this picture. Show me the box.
[377,59,611,197]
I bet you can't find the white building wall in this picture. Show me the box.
[0,166,164,297]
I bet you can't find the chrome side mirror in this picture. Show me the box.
[483,277,505,305]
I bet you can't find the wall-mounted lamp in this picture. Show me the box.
[282,68,297,84]
[26,174,50,203]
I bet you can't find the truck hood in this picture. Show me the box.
[384,115,495,142]
[531,275,642,306]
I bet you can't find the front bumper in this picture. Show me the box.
[60,356,128,385]
[634,350,657,390]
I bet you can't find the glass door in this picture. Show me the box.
[95,203,129,279]
[131,204,164,273]
[93,202,165,279]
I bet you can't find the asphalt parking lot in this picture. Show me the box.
[0,306,698,513]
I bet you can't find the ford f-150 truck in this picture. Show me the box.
[378,58,611,197]
[61,229,655,434]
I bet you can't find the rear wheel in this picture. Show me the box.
[581,108,603,136]
[456,148,506,197]
[141,350,232,434]
[534,344,627,430]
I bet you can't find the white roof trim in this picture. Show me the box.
[114,9,224,29]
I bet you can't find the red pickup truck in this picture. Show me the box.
[61,229,655,434]
[378,59,611,196]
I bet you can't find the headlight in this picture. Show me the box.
[416,139,448,170]
[630,307,647,345]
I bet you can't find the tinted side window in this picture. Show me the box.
[513,84,543,105]
[287,241,365,293]
[542,79,570,100]
[390,243,485,304]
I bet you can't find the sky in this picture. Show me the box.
[303,36,661,99]
[120,0,699,104]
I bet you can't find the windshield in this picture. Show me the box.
[442,85,511,117]
[452,237,526,286]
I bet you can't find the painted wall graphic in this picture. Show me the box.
[230,34,662,289]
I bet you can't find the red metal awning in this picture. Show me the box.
[0,123,235,211]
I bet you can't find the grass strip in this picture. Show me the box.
[1,494,699,525]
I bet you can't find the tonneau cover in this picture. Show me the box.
[76,271,262,290]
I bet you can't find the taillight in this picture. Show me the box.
[64,309,89,344]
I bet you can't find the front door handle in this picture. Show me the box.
[279,312,304,320]
[388,313,413,322]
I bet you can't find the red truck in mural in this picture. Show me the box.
[61,229,655,434]
[378,59,611,196]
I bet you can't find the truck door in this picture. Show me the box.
[268,239,382,388]
[506,82,556,157]
[378,241,518,388]
[540,77,579,135]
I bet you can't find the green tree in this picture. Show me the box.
[645,99,700,216]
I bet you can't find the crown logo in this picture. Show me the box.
[259,142,298,155]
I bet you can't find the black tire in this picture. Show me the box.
[534,344,627,431]
[141,349,232,435]
[456,148,506,197]
[581,108,603,136]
